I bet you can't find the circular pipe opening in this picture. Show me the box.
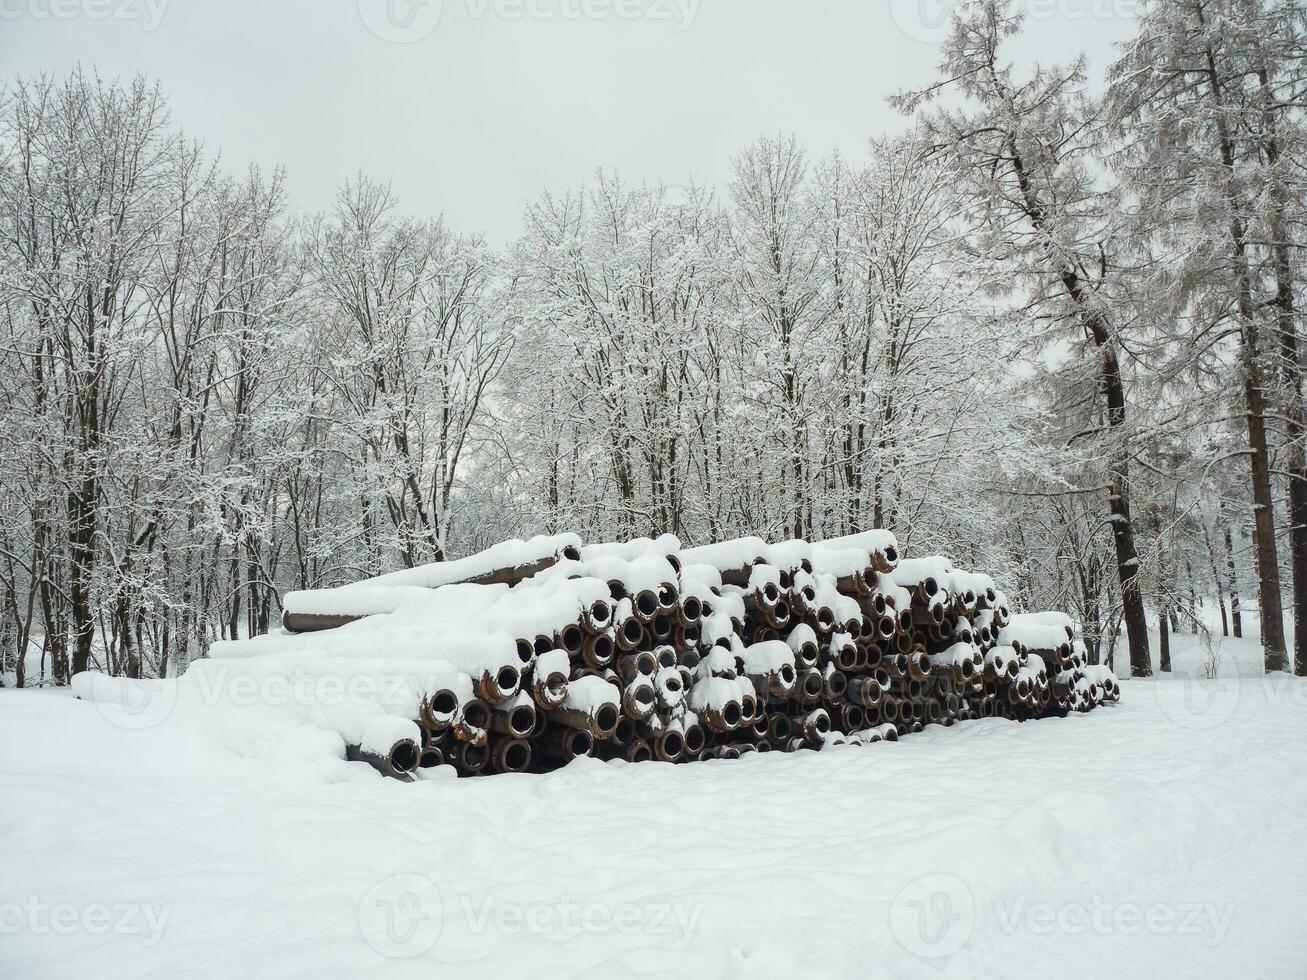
[591,634,615,661]
[390,741,419,773]
[515,639,535,664]
[636,591,658,618]
[884,545,899,566]
[653,614,673,639]
[510,705,534,736]
[656,646,677,668]
[560,624,584,653]
[594,704,619,736]
[802,673,823,699]
[657,584,677,608]
[463,743,489,769]
[681,596,702,621]
[661,732,684,760]
[779,664,796,686]
[828,673,847,698]
[722,702,741,727]
[504,741,531,771]
[608,580,628,601]
[496,666,520,695]
[569,730,593,757]
[813,713,831,735]
[463,701,490,729]
[562,545,581,561]
[774,600,790,622]
[628,742,652,763]
[763,583,779,604]
[420,746,444,768]
[430,690,458,718]
[612,716,635,746]
[684,725,706,753]
[534,635,553,657]
[590,600,611,626]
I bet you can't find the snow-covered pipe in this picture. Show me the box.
[815,530,899,572]
[349,716,422,780]
[679,536,768,579]
[550,676,621,739]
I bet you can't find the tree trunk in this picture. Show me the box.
[1002,134,1151,675]
[1195,14,1288,670]
[1255,62,1307,675]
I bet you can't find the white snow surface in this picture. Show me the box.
[810,545,871,579]
[999,617,1073,652]
[580,534,680,562]
[217,576,614,674]
[678,536,768,572]
[739,640,795,675]
[353,533,582,590]
[3,631,1306,978]
[815,529,899,557]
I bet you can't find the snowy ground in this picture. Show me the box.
[2,629,1306,979]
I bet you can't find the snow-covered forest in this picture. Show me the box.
[2,0,1306,689]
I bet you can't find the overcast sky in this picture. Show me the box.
[3,0,1140,242]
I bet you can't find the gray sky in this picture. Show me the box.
[3,0,1140,242]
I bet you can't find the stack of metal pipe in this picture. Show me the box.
[271,532,1120,779]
